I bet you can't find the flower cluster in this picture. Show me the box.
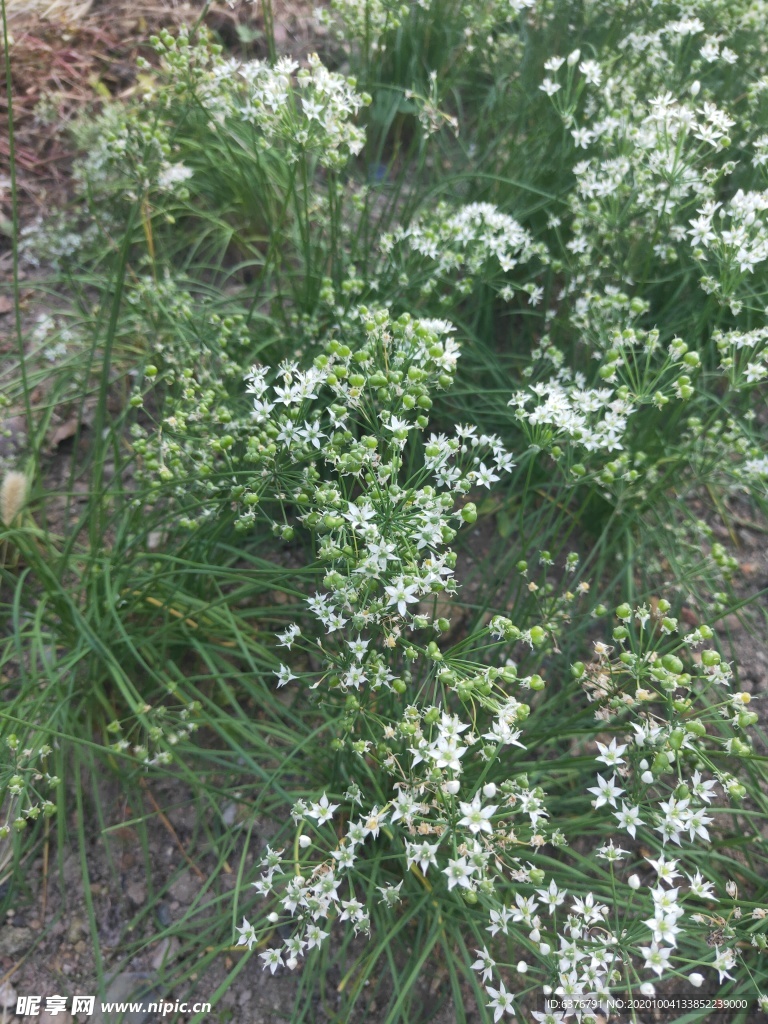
[381,201,548,301]
[0,736,59,839]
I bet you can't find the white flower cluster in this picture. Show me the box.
[237,310,516,651]
[691,190,768,293]
[509,377,633,455]
[236,53,370,167]
[382,201,548,298]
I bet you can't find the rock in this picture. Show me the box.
[91,973,160,1024]
[66,916,86,944]
[126,880,146,906]
[40,1012,73,1024]
[168,870,200,905]
[150,936,180,971]
[0,926,32,955]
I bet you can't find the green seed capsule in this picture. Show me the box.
[668,727,685,750]
[738,711,758,729]
[461,502,477,524]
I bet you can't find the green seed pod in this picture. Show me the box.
[668,727,685,750]
[730,738,751,757]
[529,626,546,646]
[426,641,443,661]
[571,662,586,678]
[685,719,706,737]
[461,502,478,524]
[738,711,758,729]
[662,654,684,674]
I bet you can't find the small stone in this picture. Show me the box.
[0,926,32,955]
[126,880,146,906]
[91,973,160,1024]
[169,870,200,905]
[150,936,180,971]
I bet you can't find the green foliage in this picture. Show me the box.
[2,0,768,1021]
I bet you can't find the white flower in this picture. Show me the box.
[471,946,496,983]
[306,793,339,825]
[712,947,736,983]
[384,577,420,615]
[259,947,284,973]
[587,774,624,808]
[405,839,440,875]
[235,917,257,950]
[473,462,500,488]
[486,980,515,1021]
[595,738,627,766]
[275,663,297,687]
[640,942,672,976]
[458,795,497,834]
[444,856,474,890]
[614,802,643,838]
[487,906,513,936]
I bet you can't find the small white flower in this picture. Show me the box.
[306,793,339,825]
[486,980,515,1021]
